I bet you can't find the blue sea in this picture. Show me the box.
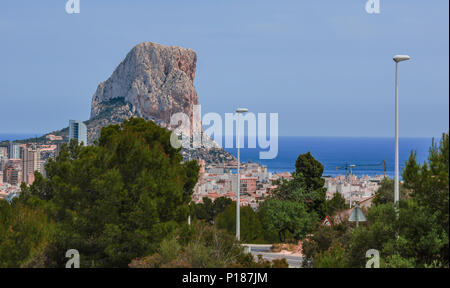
[1,134,433,179]
[224,136,434,178]
[0,133,42,142]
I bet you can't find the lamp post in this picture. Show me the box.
[236,108,248,241]
[349,164,356,208]
[393,55,410,207]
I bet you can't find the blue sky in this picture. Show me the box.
[0,0,448,137]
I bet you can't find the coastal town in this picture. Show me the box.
[192,161,384,209]
[1,129,384,210]
[1,0,448,272]
[0,135,63,201]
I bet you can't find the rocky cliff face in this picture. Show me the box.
[35,42,234,164]
[91,42,198,129]
[86,42,234,164]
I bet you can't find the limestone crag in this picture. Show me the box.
[82,42,233,164]
[91,42,198,130]
[17,43,235,164]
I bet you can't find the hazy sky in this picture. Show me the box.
[0,0,448,137]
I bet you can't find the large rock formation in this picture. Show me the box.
[91,42,198,130]
[86,42,233,164]
[26,42,235,164]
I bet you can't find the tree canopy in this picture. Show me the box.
[325,192,347,216]
[192,196,232,224]
[17,118,199,267]
[295,152,325,191]
[304,133,449,268]
[372,177,408,206]
[216,203,264,243]
[0,200,55,268]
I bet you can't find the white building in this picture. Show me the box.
[69,120,88,146]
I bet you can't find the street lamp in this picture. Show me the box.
[236,107,248,241]
[393,55,410,207]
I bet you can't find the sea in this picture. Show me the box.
[0,134,43,142]
[0,134,433,179]
[224,136,433,179]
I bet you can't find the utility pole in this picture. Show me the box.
[235,108,248,241]
[349,164,355,208]
[393,55,410,208]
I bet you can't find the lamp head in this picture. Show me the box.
[393,55,411,63]
[236,108,248,113]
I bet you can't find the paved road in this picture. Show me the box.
[244,244,303,268]
[252,252,303,267]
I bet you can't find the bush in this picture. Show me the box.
[18,118,199,267]
[216,204,265,243]
[314,243,348,268]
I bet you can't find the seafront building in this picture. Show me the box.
[193,161,284,210]
[0,146,7,158]
[69,120,88,146]
[0,120,74,200]
[0,141,60,201]
[2,159,22,186]
[324,174,384,205]
[20,145,41,185]
[8,143,20,159]
[193,160,383,210]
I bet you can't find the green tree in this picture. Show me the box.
[301,222,352,268]
[295,152,325,191]
[128,221,281,268]
[192,196,232,223]
[382,254,416,268]
[192,198,215,223]
[314,243,348,268]
[401,133,449,265]
[259,199,316,242]
[0,200,55,268]
[256,153,326,243]
[19,118,199,267]
[326,193,347,216]
[391,200,447,265]
[403,133,449,238]
[272,152,327,218]
[216,203,264,243]
[213,196,233,216]
[345,203,397,267]
[372,178,408,206]
[345,200,448,268]
[295,133,449,268]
